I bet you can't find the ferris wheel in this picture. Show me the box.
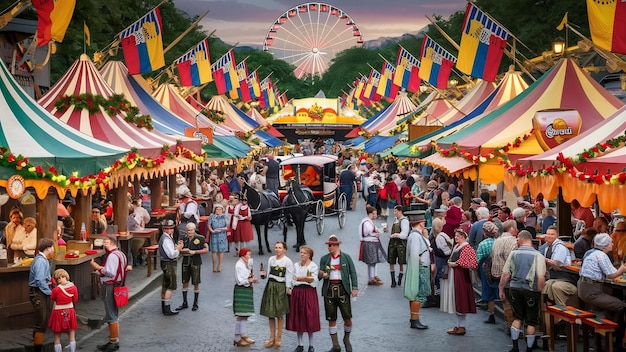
[263,3,364,79]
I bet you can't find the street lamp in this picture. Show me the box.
[552,39,566,55]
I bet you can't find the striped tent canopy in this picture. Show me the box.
[247,107,284,138]
[411,91,453,126]
[38,55,201,159]
[205,95,259,132]
[436,58,623,184]
[0,57,127,182]
[152,83,233,136]
[390,70,529,157]
[505,105,626,212]
[360,91,417,135]
[422,79,496,126]
[99,61,197,138]
[152,83,213,128]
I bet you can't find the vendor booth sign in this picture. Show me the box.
[532,109,582,151]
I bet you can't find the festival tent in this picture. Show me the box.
[389,69,529,158]
[151,83,213,128]
[205,95,259,132]
[364,134,402,153]
[0,57,127,196]
[100,61,196,136]
[420,80,496,126]
[38,55,202,159]
[504,104,626,212]
[358,91,418,135]
[247,107,284,138]
[432,58,623,184]
[152,83,234,136]
[404,91,453,126]
[205,95,283,147]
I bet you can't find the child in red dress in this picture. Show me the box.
[48,269,78,352]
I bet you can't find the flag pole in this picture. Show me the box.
[163,9,210,54]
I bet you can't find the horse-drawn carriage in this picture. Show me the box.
[279,154,347,234]
[241,154,347,254]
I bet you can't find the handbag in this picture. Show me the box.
[112,251,129,307]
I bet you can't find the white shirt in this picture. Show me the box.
[292,261,319,288]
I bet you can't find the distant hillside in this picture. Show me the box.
[362,29,426,49]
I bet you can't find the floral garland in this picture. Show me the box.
[54,93,154,130]
[200,109,225,124]
[506,131,626,185]
[1,143,206,189]
[234,131,261,145]
[433,130,534,165]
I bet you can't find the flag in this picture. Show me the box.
[419,35,457,89]
[376,61,399,99]
[456,2,509,82]
[247,70,261,99]
[228,61,252,102]
[556,12,568,31]
[176,38,212,86]
[394,46,421,93]
[212,49,240,95]
[259,76,276,108]
[84,22,91,46]
[32,0,76,46]
[364,69,382,102]
[587,0,626,54]
[120,8,165,75]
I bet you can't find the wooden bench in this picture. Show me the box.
[546,304,595,352]
[140,245,159,277]
[581,317,618,352]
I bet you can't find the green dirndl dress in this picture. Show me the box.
[233,285,254,316]
[260,266,289,318]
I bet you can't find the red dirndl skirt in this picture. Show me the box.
[48,307,78,333]
[286,285,321,333]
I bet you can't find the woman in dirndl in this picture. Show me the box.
[260,241,294,349]
[49,269,79,352]
[440,229,478,336]
[359,205,387,285]
[233,193,254,251]
[208,204,228,272]
[286,245,320,352]
[233,248,258,347]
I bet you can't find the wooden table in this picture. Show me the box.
[56,250,105,301]
[130,228,160,246]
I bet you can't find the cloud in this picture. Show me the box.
[175,0,463,45]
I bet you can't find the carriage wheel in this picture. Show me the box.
[315,199,325,235]
[337,193,347,229]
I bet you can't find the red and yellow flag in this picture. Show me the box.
[587,0,626,54]
[32,0,77,46]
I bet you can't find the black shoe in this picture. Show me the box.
[176,302,188,311]
[294,346,304,352]
[410,319,429,329]
[192,304,198,311]
[484,314,496,324]
[96,342,119,351]
[308,347,315,352]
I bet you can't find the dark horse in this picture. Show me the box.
[242,182,282,255]
[282,178,315,252]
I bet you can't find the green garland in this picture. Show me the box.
[200,109,226,124]
[54,93,153,130]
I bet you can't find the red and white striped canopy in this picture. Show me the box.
[38,55,201,158]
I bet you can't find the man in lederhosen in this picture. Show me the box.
[319,235,358,352]
[159,220,182,315]
[176,222,208,311]
[388,205,409,287]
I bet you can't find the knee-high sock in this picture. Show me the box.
[297,332,303,345]
[510,326,522,340]
[526,334,535,348]
[109,322,119,343]
[33,331,45,346]
[68,341,76,352]
[54,344,62,352]
[308,332,314,346]
[240,319,247,336]
[234,320,241,340]
[368,264,376,280]
[456,314,466,328]
[410,301,421,320]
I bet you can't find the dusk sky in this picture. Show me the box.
[174,0,464,46]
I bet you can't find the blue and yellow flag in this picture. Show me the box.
[176,38,212,86]
[456,3,509,82]
[120,8,165,75]
[419,35,457,89]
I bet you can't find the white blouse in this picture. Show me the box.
[292,261,319,288]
